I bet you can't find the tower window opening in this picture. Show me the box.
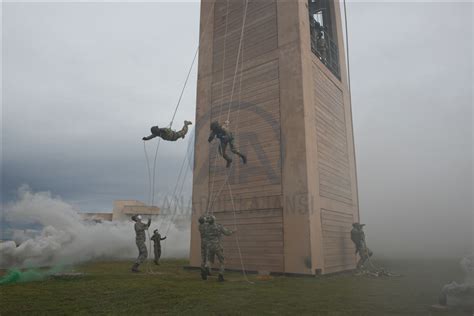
[308,0,340,79]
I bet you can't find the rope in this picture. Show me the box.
[150,139,162,206]
[207,0,249,214]
[217,0,231,122]
[168,0,216,128]
[159,132,195,233]
[225,0,249,122]
[207,0,232,214]
[143,141,152,205]
[138,1,216,275]
[343,0,361,220]
[227,181,253,284]
[205,0,250,281]
[169,49,198,129]
[147,0,216,209]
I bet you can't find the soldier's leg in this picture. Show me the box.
[157,247,162,264]
[154,246,159,265]
[220,142,233,168]
[133,241,147,271]
[203,248,215,280]
[138,242,148,264]
[200,245,206,269]
[175,121,192,139]
[216,249,225,282]
[229,140,246,164]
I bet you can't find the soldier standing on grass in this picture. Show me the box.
[203,215,235,282]
[151,229,167,265]
[199,215,212,279]
[131,215,151,272]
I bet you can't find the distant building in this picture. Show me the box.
[81,200,160,222]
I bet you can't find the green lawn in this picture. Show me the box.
[0,258,471,315]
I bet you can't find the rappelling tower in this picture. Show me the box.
[190,0,360,275]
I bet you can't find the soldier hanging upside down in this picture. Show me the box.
[203,215,235,282]
[142,120,192,141]
[208,120,247,168]
[351,223,373,269]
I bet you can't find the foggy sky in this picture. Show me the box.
[2,1,473,257]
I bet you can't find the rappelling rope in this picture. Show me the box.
[227,181,253,284]
[207,0,249,214]
[205,0,250,282]
[143,141,153,205]
[216,0,231,122]
[147,0,217,209]
[140,2,217,275]
[343,0,361,220]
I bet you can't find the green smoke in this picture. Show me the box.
[0,265,64,286]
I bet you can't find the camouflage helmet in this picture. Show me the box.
[131,215,138,222]
[207,215,216,224]
[151,126,160,135]
[210,121,219,130]
[198,215,205,224]
[154,229,159,234]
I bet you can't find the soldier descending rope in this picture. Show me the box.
[142,120,192,142]
[208,120,247,168]
[350,223,373,269]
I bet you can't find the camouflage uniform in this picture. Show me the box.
[142,120,192,141]
[350,223,373,269]
[198,216,210,275]
[150,230,166,265]
[208,121,247,168]
[205,218,234,281]
[131,218,151,272]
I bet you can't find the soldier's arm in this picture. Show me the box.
[161,236,167,240]
[147,218,151,228]
[208,131,216,142]
[142,134,157,141]
[221,226,234,236]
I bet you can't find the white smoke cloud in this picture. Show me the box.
[0,186,190,268]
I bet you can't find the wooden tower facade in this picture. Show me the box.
[189,0,360,275]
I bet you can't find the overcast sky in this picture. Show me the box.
[2,1,473,257]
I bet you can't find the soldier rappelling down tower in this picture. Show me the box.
[142,120,192,142]
[351,223,373,269]
[208,121,247,168]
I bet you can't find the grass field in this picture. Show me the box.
[0,258,472,315]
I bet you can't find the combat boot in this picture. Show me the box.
[131,263,140,273]
[184,120,192,126]
[218,273,224,282]
[200,268,208,280]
